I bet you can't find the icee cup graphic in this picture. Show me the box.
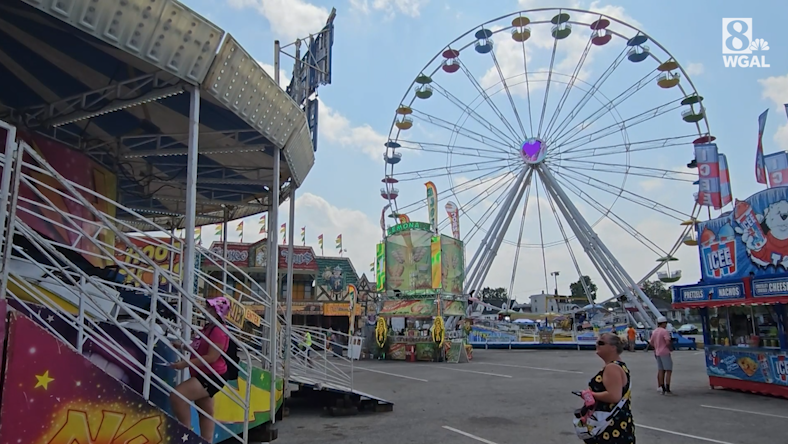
[734,199,767,251]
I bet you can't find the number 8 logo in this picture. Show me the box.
[725,20,750,52]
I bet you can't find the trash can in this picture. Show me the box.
[406,344,416,362]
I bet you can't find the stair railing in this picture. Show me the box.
[0,127,281,442]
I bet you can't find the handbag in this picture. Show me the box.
[572,388,631,440]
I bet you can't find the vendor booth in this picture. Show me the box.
[373,221,469,361]
[673,187,788,399]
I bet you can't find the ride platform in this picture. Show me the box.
[287,374,394,415]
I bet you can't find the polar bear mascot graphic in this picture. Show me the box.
[735,199,788,268]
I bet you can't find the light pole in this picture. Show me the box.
[550,271,560,296]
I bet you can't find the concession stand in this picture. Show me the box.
[672,187,788,398]
[373,221,468,362]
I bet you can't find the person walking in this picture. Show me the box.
[581,333,635,443]
[626,326,637,352]
[649,316,673,394]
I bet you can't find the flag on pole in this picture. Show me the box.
[718,153,732,207]
[280,223,286,244]
[336,234,342,250]
[236,220,244,242]
[215,224,223,237]
[765,151,788,187]
[195,227,202,243]
[318,234,324,248]
[258,214,267,234]
[756,109,769,184]
[370,261,375,272]
[301,227,306,245]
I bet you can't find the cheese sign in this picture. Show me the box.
[752,277,788,298]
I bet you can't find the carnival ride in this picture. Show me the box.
[0,1,372,443]
[379,8,713,330]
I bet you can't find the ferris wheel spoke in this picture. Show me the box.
[394,159,512,182]
[557,135,698,161]
[456,58,524,142]
[518,22,535,136]
[534,174,550,293]
[551,166,690,220]
[543,46,628,143]
[395,165,511,214]
[556,99,684,154]
[489,49,528,138]
[542,33,595,138]
[410,108,513,150]
[396,140,515,161]
[431,81,521,146]
[536,29,560,138]
[437,169,516,230]
[553,173,668,256]
[456,178,522,248]
[556,160,696,182]
[547,70,660,147]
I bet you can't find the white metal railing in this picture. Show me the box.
[0,123,277,443]
[287,323,354,390]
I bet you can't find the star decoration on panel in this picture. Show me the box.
[35,370,54,390]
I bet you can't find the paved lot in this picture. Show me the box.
[278,349,788,444]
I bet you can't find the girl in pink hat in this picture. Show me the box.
[169,296,232,441]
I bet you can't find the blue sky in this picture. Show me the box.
[182,0,788,302]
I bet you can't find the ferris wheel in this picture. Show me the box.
[380,8,712,329]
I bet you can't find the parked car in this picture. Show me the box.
[677,324,699,334]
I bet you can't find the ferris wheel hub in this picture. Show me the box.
[520,138,547,165]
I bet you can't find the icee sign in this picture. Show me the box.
[722,18,770,68]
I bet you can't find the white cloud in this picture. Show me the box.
[318,100,387,161]
[282,193,382,271]
[758,73,788,150]
[350,0,429,18]
[758,73,788,106]
[227,0,329,41]
[684,62,704,77]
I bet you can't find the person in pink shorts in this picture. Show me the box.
[170,296,232,440]
[649,316,673,394]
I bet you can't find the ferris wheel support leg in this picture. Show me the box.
[469,169,533,296]
[464,168,529,293]
[542,167,661,327]
[536,167,630,298]
[537,165,659,328]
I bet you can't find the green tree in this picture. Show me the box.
[640,280,671,304]
[479,287,508,302]
[570,276,597,302]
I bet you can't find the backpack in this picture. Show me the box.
[223,338,240,382]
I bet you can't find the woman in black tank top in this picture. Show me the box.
[585,333,635,443]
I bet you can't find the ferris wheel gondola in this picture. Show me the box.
[379,8,712,329]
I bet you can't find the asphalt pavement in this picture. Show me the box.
[277,348,788,444]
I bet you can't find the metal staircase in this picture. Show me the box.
[0,120,279,443]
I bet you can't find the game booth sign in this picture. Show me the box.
[373,221,469,362]
[672,187,788,398]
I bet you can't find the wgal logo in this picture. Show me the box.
[722,18,770,68]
